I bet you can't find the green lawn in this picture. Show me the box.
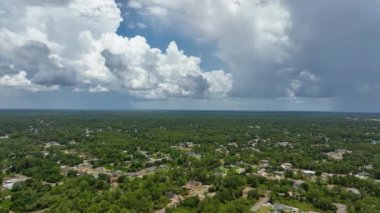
[256,206,272,213]
[0,199,12,210]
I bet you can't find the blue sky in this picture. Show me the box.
[0,0,379,111]
[115,1,223,72]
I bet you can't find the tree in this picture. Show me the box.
[247,189,260,200]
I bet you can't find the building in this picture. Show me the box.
[228,142,238,147]
[272,203,299,213]
[346,187,361,195]
[0,134,9,140]
[355,171,370,179]
[292,179,306,189]
[183,180,210,200]
[301,170,316,176]
[44,141,61,149]
[2,175,29,190]
[325,149,352,160]
[184,180,202,189]
[281,163,292,170]
[235,167,246,174]
[259,160,269,168]
[273,171,285,179]
[165,192,184,208]
[187,152,202,159]
[277,142,292,147]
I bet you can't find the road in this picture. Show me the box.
[250,196,270,212]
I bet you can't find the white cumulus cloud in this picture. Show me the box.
[0,0,232,99]
[0,70,58,92]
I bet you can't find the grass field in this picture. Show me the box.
[256,206,272,213]
[0,199,11,211]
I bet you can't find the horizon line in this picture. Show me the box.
[0,108,379,114]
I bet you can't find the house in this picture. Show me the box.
[363,164,373,170]
[281,163,292,170]
[126,166,158,178]
[126,172,140,177]
[333,203,347,213]
[109,175,119,183]
[287,191,301,199]
[325,149,352,160]
[138,149,149,158]
[257,169,268,177]
[248,138,259,146]
[185,142,196,148]
[166,192,184,208]
[226,164,246,174]
[207,192,216,198]
[188,186,209,200]
[85,128,91,137]
[321,172,347,182]
[187,152,202,159]
[0,134,9,140]
[259,160,269,168]
[272,203,299,213]
[355,171,370,179]
[183,180,210,200]
[215,147,229,156]
[215,170,227,178]
[301,170,316,177]
[2,175,29,190]
[292,179,306,189]
[41,151,50,158]
[228,142,238,147]
[273,171,285,179]
[184,180,202,189]
[277,142,292,147]
[44,141,61,148]
[236,167,246,174]
[171,142,194,151]
[63,161,115,178]
[346,187,361,195]
[147,157,167,166]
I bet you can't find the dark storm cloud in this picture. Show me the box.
[228,1,380,99]
[281,0,380,110]
[226,0,380,110]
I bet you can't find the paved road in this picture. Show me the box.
[250,196,270,212]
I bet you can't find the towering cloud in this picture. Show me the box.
[0,0,232,99]
[129,0,380,111]
[128,0,302,97]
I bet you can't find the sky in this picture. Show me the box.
[0,0,379,112]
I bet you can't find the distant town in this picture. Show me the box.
[0,111,379,212]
